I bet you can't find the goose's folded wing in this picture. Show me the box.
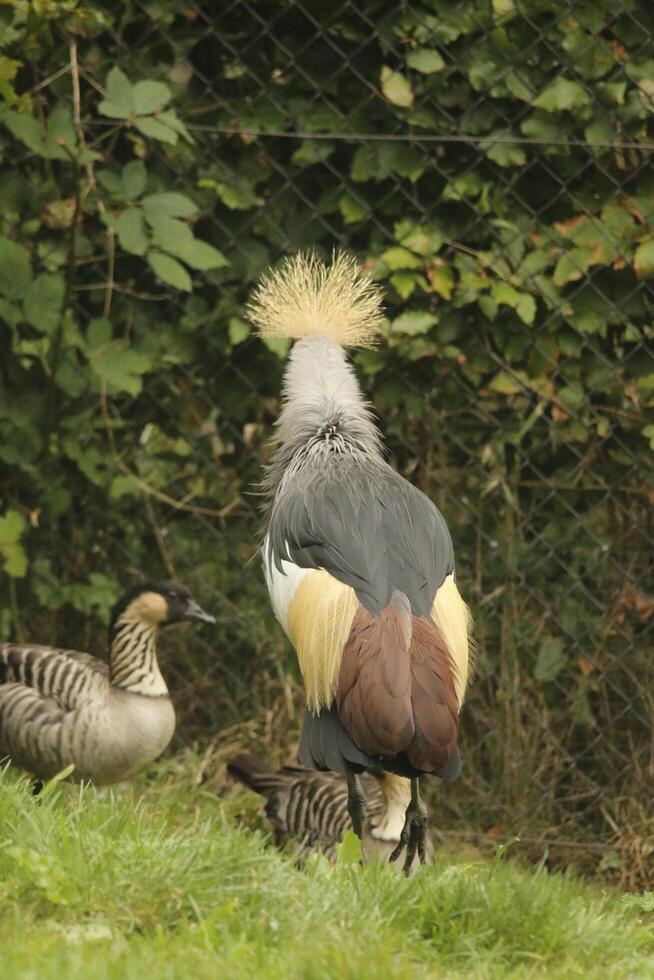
[0,644,105,710]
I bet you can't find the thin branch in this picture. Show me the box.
[99,386,238,519]
[73,282,170,301]
[70,40,81,129]
[69,49,115,316]
[8,577,25,643]
[143,493,177,579]
[28,63,71,95]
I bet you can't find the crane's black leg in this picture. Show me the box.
[389,776,428,875]
[345,769,367,840]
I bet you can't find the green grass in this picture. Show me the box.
[0,756,652,979]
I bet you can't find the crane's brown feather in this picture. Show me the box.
[336,594,459,774]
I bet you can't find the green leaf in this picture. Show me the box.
[1,541,27,576]
[86,318,112,349]
[121,161,147,199]
[113,209,149,255]
[143,193,198,219]
[0,55,24,108]
[400,225,443,255]
[90,348,152,396]
[390,272,420,299]
[406,48,445,74]
[291,140,334,166]
[99,67,134,118]
[156,111,194,144]
[0,235,31,300]
[380,247,423,270]
[86,320,153,395]
[532,78,590,112]
[97,170,124,195]
[199,177,259,211]
[553,247,594,286]
[505,71,532,102]
[134,116,178,144]
[148,215,193,248]
[335,830,363,866]
[168,238,229,271]
[0,508,26,544]
[261,336,291,359]
[488,370,528,394]
[149,215,228,270]
[23,274,65,333]
[110,475,141,500]
[0,508,27,578]
[45,107,76,159]
[521,112,566,145]
[516,293,536,325]
[228,317,250,345]
[350,144,378,182]
[391,311,437,335]
[0,298,21,328]
[535,636,565,683]
[0,108,46,154]
[489,282,535,323]
[339,193,368,224]
[380,67,414,108]
[483,133,526,168]
[634,239,654,279]
[491,281,520,307]
[132,80,171,115]
[429,264,454,299]
[147,253,192,291]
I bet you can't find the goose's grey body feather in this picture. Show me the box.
[0,582,213,786]
[0,643,175,784]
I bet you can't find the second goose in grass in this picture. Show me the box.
[227,753,433,871]
[0,581,215,786]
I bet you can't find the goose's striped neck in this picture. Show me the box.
[109,615,168,697]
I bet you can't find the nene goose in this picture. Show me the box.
[227,754,432,871]
[0,581,214,787]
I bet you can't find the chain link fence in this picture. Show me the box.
[1,2,653,886]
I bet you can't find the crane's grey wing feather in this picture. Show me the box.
[269,460,454,616]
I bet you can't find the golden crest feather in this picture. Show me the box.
[246,251,385,348]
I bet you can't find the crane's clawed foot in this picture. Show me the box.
[389,777,428,875]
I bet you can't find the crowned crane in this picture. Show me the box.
[0,581,215,787]
[247,252,473,872]
[227,752,432,871]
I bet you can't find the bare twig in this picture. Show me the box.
[28,63,71,95]
[8,577,25,643]
[70,40,81,129]
[99,386,237,519]
[41,43,83,457]
[73,282,170,301]
[69,50,116,317]
[143,494,177,578]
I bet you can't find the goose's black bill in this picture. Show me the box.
[182,599,216,624]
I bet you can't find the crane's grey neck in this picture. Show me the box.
[108,613,168,697]
[265,334,383,495]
